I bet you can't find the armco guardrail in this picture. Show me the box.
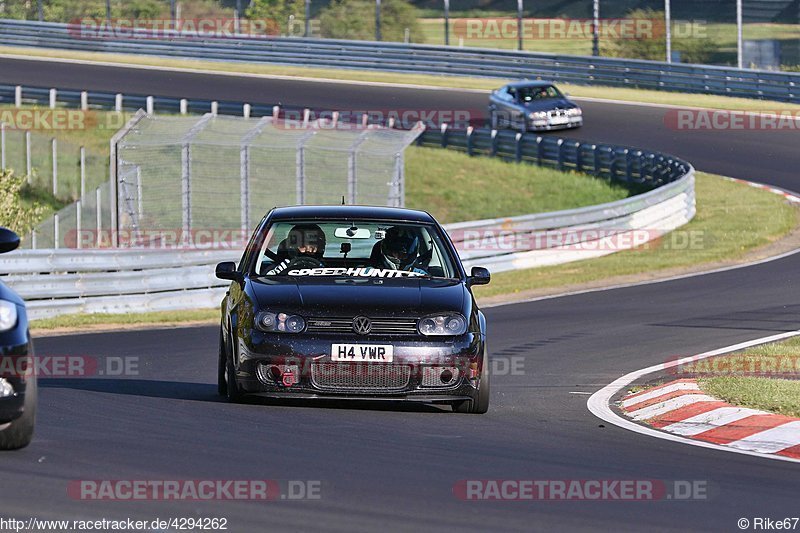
[0,19,797,103]
[3,127,694,320]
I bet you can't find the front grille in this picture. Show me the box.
[548,109,568,118]
[311,363,411,391]
[306,317,418,335]
[421,366,461,388]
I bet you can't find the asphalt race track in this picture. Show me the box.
[2,56,800,531]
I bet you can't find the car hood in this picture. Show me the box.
[249,277,467,317]
[523,98,577,111]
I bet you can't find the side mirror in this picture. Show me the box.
[0,228,20,254]
[467,266,491,287]
[215,261,242,282]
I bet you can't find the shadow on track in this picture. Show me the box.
[39,378,446,413]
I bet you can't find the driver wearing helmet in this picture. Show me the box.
[265,224,326,275]
[376,226,430,275]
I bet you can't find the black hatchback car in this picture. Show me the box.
[216,206,491,413]
[0,228,36,449]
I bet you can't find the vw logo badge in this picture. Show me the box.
[352,316,372,335]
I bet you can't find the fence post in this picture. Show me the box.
[440,123,448,148]
[592,145,599,176]
[96,187,102,247]
[180,99,188,115]
[146,96,154,115]
[490,129,498,157]
[136,167,143,223]
[80,91,88,111]
[49,88,56,109]
[76,200,82,250]
[14,86,21,108]
[240,143,250,233]
[466,126,474,156]
[624,148,632,183]
[115,93,123,112]
[31,229,36,250]
[211,101,218,116]
[181,142,191,240]
[243,103,251,119]
[272,105,280,120]
[556,139,565,170]
[51,138,58,196]
[54,213,59,250]
[514,132,522,162]
[25,131,31,183]
[393,153,404,207]
[574,141,582,172]
[535,136,543,166]
[0,123,5,170]
[80,146,86,198]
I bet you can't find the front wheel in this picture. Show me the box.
[0,374,36,450]
[453,354,490,414]
[217,328,227,396]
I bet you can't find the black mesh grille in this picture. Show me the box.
[311,363,411,391]
[306,317,418,335]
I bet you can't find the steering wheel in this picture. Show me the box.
[285,255,323,270]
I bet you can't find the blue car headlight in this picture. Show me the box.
[0,301,18,332]
[256,311,305,333]
[418,314,467,336]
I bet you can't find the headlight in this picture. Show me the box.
[418,314,467,336]
[528,111,547,120]
[255,311,305,333]
[567,108,582,116]
[0,301,17,332]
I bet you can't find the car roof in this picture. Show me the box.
[504,80,556,89]
[268,205,436,223]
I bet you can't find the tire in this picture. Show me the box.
[225,335,244,403]
[0,374,36,450]
[217,327,227,396]
[453,353,490,414]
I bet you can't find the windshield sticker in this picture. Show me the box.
[287,267,424,278]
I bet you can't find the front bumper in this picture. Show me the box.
[234,333,485,402]
[529,116,583,131]
[0,342,33,424]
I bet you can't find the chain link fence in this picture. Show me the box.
[23,111,424,249]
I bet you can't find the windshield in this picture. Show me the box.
[517,85,562,102]
[253,220,458,279]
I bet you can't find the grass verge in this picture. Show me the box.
[696,336,800,418]
[3,45,799,113]
[405,146,630,223]
[473,172,797,299]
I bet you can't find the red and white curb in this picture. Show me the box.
[622,379,800,459]
[723,177,800,203]
[587,330,800,464]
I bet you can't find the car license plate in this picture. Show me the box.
[550,116,569,125]
[331,344,394,362]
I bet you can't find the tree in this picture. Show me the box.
[246,0,307,36]
[318,0,423,43]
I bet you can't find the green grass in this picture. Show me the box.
[698,336,800,417]
[3,45,800,112]
[473,172,797,299]
[405,146,630,223]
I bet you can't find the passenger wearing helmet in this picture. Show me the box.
[265,224,326,275]
[376,226,430,274]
